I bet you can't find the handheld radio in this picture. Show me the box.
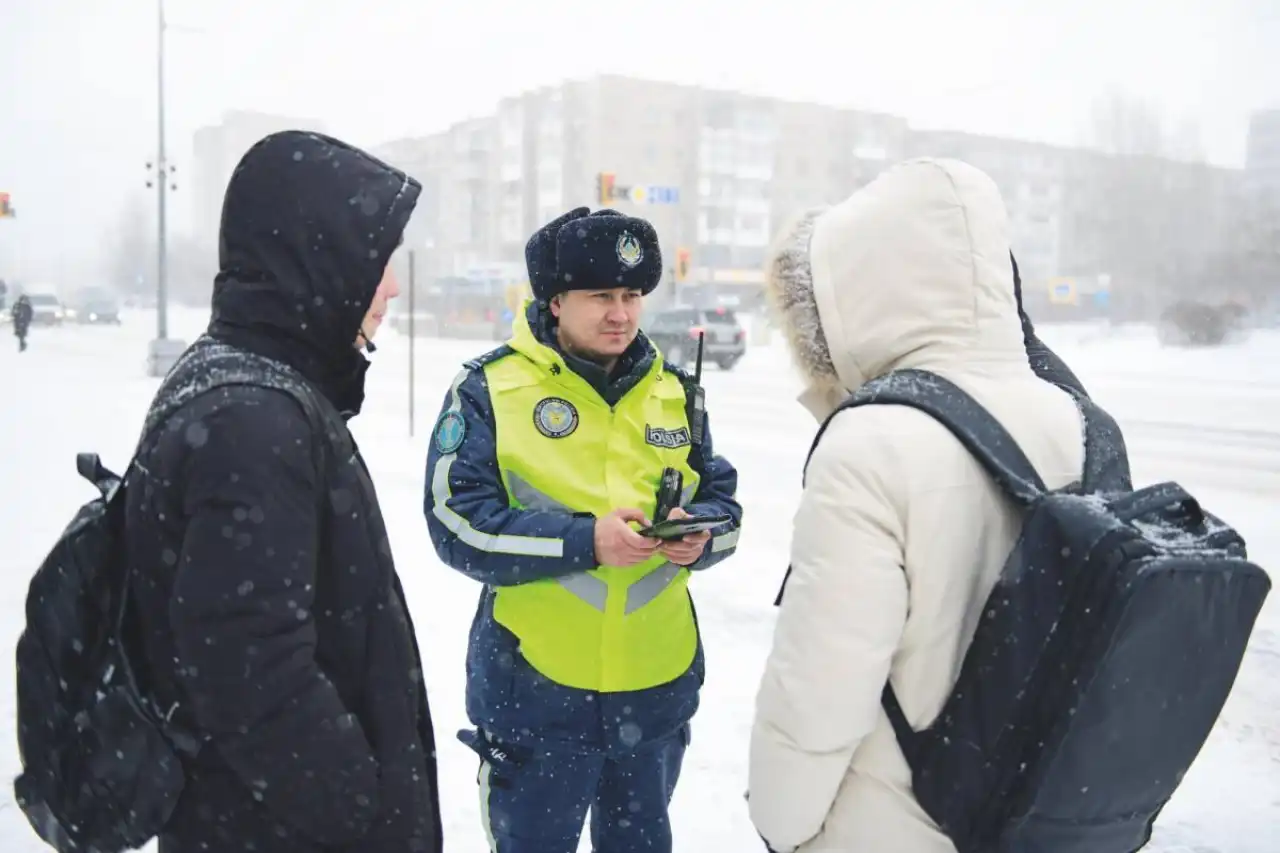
[654,467,683,522]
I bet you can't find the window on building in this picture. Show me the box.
[703,99,735,130]
[698,244,732,267]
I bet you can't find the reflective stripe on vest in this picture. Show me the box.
[482,322,702,692]
[507,470,697,613]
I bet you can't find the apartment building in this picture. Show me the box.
[373,76,908,309]
[373,75,1250,316]
[1246,109,1280,200]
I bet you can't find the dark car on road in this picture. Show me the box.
[646,305,746,370]
[71,288,122,325]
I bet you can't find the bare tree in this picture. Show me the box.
[1068,92,1227,317]
[168,234,218,307]
[1089,91,1168,158]
[107,198,218,307]
[1205,188,1280,309]
[1088,91,1206,162]
[108,194,154,297]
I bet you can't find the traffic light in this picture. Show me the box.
[676,247,691,282]
[0,191,13,219]
[596,172,616,205]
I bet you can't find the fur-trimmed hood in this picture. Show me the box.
[765,158,1031,420]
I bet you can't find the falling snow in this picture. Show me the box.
[0,310,1276,852]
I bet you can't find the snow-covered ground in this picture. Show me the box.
[0,311,1276,852]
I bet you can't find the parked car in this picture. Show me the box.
[647,305,746,370]
[25,293,66,326]
[70,288,122,325]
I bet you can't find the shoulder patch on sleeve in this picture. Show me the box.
[464,344,516,371]
[434,409,467,454]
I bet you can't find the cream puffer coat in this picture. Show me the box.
[749,158,1087,853]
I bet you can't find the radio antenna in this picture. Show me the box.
[694,330,705,385]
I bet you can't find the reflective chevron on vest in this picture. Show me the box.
[506,471,697,614]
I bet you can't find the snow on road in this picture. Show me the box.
[0,310,1275,852]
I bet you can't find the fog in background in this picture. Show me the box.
[1,0,1277,319]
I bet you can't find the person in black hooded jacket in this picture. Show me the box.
[123,130,442,853]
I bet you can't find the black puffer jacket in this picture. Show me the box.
[124,131,442,853]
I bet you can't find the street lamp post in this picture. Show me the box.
[156,0,168,342]
[145,0,186,377]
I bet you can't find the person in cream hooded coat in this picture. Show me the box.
[748,158,1089,853]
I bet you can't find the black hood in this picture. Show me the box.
[209,130,420,411]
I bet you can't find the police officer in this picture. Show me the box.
[424,207,743,853]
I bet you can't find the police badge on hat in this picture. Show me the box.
[616,231,643,268]
[534,397,579,439]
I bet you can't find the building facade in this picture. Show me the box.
[1246,109,1280,200]
[372,75,1254,318]
[373,76,909,310]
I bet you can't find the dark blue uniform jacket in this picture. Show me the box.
[425,302,743,752]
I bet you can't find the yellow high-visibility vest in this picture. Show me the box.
[482,307,701,692]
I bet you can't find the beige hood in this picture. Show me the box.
[766,158,1030,420]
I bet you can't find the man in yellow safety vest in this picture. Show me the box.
[425,207,742,853]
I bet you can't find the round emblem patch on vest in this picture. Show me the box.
[434,410,467,454]
[534,397,579,439]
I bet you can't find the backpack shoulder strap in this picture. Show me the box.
[805,368,1046,506]
[1065,391,1133,494]
[141,337,325,439]
[777,367,1047,606]
[136,336,332,469]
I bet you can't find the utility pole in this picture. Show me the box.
[155,0,168,342]
[145,0,185,377]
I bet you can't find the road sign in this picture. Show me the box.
[596,173,681,205]
[629,185,680,205]
[1048,278,1077,306]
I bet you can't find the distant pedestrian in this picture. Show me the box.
[11,294,32,352]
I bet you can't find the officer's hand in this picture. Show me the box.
[658,507,712,567]
[595,508,660,567]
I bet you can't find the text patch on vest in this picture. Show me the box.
[645,424,692,449]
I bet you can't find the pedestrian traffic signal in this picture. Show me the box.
[676,247,691,282]
[0,192,13,218]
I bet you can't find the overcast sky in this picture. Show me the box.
[1,0,1277,285]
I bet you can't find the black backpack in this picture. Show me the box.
[13,337,332,853]
[778,368,1271,853]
